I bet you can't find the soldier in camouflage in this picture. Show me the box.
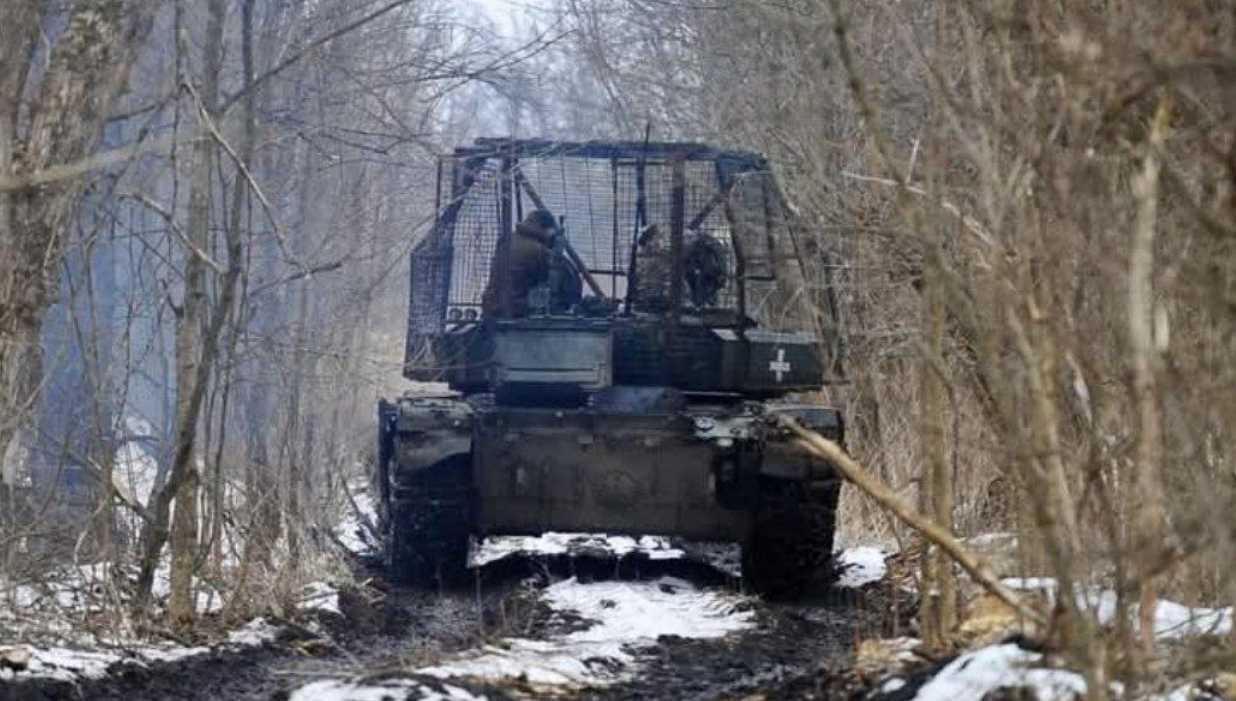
[632,224,728,312]
[482,210,556,319]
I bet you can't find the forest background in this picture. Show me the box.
[0,0,1233,692]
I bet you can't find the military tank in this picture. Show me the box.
[377,138,846,598]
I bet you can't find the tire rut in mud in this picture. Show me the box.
[583,579,906,701]
[1,636,300,701]
[1,554,902,701]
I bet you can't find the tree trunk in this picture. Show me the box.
[0,0,155,487]
[919,260,955,648]
[168,0,226,629]
[135,0,246,621]
[1129,97,1170,657]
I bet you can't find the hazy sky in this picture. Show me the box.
[472,0,519,37]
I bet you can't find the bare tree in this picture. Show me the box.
[0,1,157,488]
[555,0,1236,688]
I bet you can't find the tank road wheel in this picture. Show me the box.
[742,477,841,599]
[387,453,474,588]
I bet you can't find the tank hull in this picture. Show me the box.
[378,392,844,596]
[472,408,749,542]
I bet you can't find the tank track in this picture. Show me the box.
[386,453,473,588]
[742,477,842,599]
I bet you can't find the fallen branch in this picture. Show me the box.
[778,416,1044,625]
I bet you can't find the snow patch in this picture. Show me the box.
[0,616,279,684]
[836,546,888,588]
[227,617,281,646]
[137,645,212,663]
[882,677,908,693]
[1152,684,1200,701]
[113,418,159,511]
[470,532,685,567]
[1003,577,1058,591]
[964,531,1017,547]
[545,576,749,640]
[337,483,379,556]
[302,581,342,615]
[419,576,753,687]
[147,562,226,614]
[1146,599,1232,639]
[912,644,1087,701]
[289,679,484,701]
[1003,578,1233,639]
[7,647,122,682]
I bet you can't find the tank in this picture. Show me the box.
[377,138,846,598]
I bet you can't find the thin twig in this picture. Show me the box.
[841,170,995,247]
[183,81,306,275]
[119,191,224,274]
[218,0,416,115]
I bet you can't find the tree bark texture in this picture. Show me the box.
[919,261,956,648]
[0,1,156,485]
[126,0,234,624]
[167,0,226,628]
[1129,96,1170,657]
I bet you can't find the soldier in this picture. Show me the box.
[632,224,671,312]
[683,233,726,308]
[632,224,727,311]
[482,209,556,319]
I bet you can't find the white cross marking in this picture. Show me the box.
[769,348,791,382]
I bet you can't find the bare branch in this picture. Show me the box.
[781,416,1045,625]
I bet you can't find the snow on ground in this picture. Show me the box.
[1,559,228,632]
[0,617,279,684]
[836,546,888,588]
[1147,679,1236,701]
[964,531,1017,547]
[227,617,284,646]
[1153,683,1199,701]
[302,581,343,616]
[419,576,753,688]
[470,532,684,567]
[287,574,755,697]
[908,643,1087,701]
[1141,598,1231,639]
[113,416,160,512]
[289,679,484,701]
[473,532,888,590]
[7,648,125,683]
[149,562,227,614]
[1004,578,1233,640]
[297,482,384,619]
[337,482,380,555]
[0,551,282,687]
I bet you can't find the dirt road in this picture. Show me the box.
[3,548,900,701]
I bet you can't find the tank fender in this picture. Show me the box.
[392,396,474,479]
[760,404,844,481]
[763,404,844,443]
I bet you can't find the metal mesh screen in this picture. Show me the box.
[409,141,780,344]
[408,227,450,340]
[448,164,500,315]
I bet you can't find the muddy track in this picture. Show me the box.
[3,554,903,701]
